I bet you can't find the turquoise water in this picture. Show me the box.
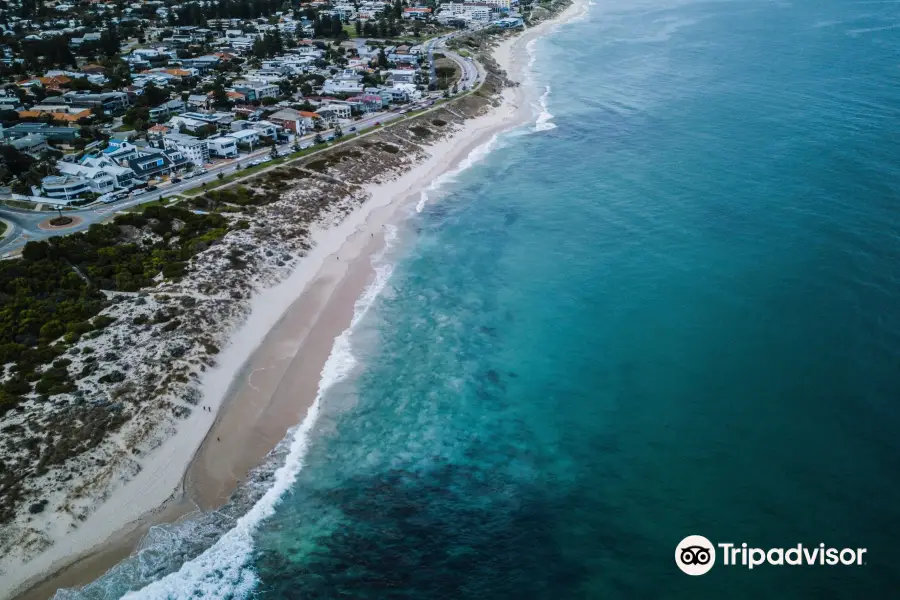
[59,0,900,597]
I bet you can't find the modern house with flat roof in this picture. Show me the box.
[316,103,352,123]
[62,91,129,111]
[0,123,80,141]
[149,99,186,122]
[162,132,209,166]
[127,149,185,180]
[206,135,238,158]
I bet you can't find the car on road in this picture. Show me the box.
[374,121,381,126]
[171,177,181,183]
[349,126,356,131]
[146,185,158,192]
[301,143,312,150]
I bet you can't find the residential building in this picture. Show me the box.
[387,69,417,85]
[226,128,260,148]
[0,123,79,141]
[41,174,93,200]
[187,94,210,109]
[58,159,134,190]
[0,96,23,111]
[206,135,238,158]
[267,108,319,133]
[322,79,364,95]
[231,82,280,101]
[62,91,129,111]
[346,94,383,113]
[127,149,184,180]
[402,7,432,18]
[101,140,142,163]
[18,106,92,122]
[162,132,209,166]
[179,55,220,73]
[8,134,48,155]
[316,103,352,123]
[149,99,186,121]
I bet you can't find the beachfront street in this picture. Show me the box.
[0,37,482,257]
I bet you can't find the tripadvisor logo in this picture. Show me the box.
[675,536,867,575]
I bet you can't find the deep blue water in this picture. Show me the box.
[59,0,900,598]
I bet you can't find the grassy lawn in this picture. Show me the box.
[121,197,174,213]
[0,220,7,237]
[1,200,38,210]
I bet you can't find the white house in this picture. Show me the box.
[163,133,209,166]
[316,103,352,123]
[226,128,260,148]
[206,135,238,158]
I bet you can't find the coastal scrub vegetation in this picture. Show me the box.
[0,206,230,415]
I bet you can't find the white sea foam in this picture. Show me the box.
[415,134,501,213]
[123,247,397,600]
[533,85,557,132]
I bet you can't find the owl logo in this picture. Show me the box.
[676,535,716,575]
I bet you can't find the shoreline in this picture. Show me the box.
[11,3,586,597]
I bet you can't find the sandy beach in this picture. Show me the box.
[10,3,586,597]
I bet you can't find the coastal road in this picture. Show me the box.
[0,30,487,256]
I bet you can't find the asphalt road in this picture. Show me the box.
[0,30,484,256]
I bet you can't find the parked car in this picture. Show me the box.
[171,177,181,183]
[146,185,158,192]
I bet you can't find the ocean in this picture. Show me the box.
[57,0,900,597]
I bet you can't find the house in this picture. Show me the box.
[127,149,185,180]
[149,99,186,122]
[41,174,94,200]
[493,16,523,28]
[100,140,142,163]
[0,123,79,141]
[168,115,206,133]
[18,107,92,122]
[180,55,220,73]
[226,128,260,148]
[162,133,209,166]
[186,94,210,109]
[231,82,280,101]
[386,69,416,85]
[477,0,510,8]
[59,158,135,190]
[402,7,432,19]
[206,135,238,158]
[0,96,23,111]
[316,103,352,123]
[181,111,234,127]
[63,91,129,111]
[8,134,48,155]
[247,120,279,139]
[266,108,319,133]
[376,86,410,103]
[346,94,383,113]
[322,79,364,95]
